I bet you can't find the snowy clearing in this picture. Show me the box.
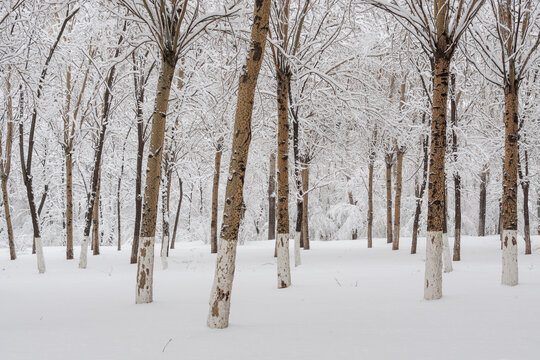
[1,236,539,360]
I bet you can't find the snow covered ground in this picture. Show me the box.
[1,236,539,360]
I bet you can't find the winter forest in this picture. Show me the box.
[1,0,540,359]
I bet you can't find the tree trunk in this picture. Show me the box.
[210,141,223,254]
[268,153,276,241]
[276,69,292,287]
[136,55,176,304]
[412,124,429,255]
[348,190,358,240]
[478,167,488,236]
[501,85,519,286]
[170,176,183,249]
[450,73,461,261]
[301,164,310,250]
[92,168,101,256]
[523,183,531,254]
[385,153,393,244]
[367,154,374,249]
[1,73,16,260]
[424,55,450,300]
[160,162,170,270]
[442,178,452,273]
[207,0,271,329]
[291,98,303,264]
[393,148,403,250]
[65,150,74,259]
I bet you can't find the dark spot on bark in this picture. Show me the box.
[511,236,517,246]
[252,41,262,62]
[281,280,287,288]
[504,235,508,248]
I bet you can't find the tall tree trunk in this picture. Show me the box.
[442,177,452,272]
[207,0,271,328]
[291,97,302,264]
[92,168,101,255]
[1,72,16,260]
[478,166,488,236]
[412,121,429,254]
[160,160,171,269]
[393,148,403,250]
[210,140,223,254]
[450,73,461,261]
[385,153,393,244]
[276,70,292,287]
[347,190,358,240]
[501,85,519,286]
[301,163,310,250]
[65,150,74,259]
[424,55,450,300]
[367,130,376,249]
[393,80,406,250]
[518,148,531,255]
[170,176,183,249]
[136,54,176,304]
[268,153,276,241]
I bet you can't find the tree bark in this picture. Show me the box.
[1,72,16,260]
[136,55,176,304]
[412,120,429,255]
[478,166,488,236]
[170,176,183,249]
[207,0,271,329]
[210,140,223,254]
[450,73,461,261]
[424,55,450,300]
[92,168,101,255]
[301,163,310,250]
[385,153,393,244]
[501,85,519,286]
[268,153,276,241]
[393,148,403,250]
[367,130,376,249]
[276,69,292,287]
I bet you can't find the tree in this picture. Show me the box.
[369,0,485,299]
[207,0,271,329]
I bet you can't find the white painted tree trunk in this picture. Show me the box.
[424,231,443,300]
[136,237,155,304]
[501,229,518,286]
[294,231,301,267]
[35,237,46,274]
[442,232,453,273]
[161,235,169,270]
[277,233,291,288]
[79,235,89,269]
[207,239,237,329]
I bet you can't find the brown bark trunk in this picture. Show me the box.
[523,183,531,254]
[170,176,183,249]
[207,0,271,329]
[385,153,393,244]
[393,148,403,250]
[276,69,291,288]
[268,153,276,241]
[136,55,176,303]
[412,115,429,254]
[367,133,375,249]
[210,141,223,254]
[1,72,16,260]
[65,151,74,259]
[301,164,310,250]
[92,168,101,255]
[478,167,488,236]
[450,73,461,261]
[502,87,518,232]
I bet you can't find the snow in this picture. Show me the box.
[1,236,540,360]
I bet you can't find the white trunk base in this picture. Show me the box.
[277,233,291,288]
[79,236,89,269]
[442,232,453,273]
[207,238,238,329]
[501,229,518,286]
[294,231,302,267]
[35,237,46,274]
[424,231,443,300]
[161,235,169,270]
[136,236,155,304]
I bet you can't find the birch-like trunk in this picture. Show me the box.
[393,148,403,250]
[210,142,223,254]
[301,164,310,250]
[207,0,271,328]
[501,86,519,286]
[424,55,450,300]
[268,153,276,241]
[276,70,291,288]
[136,56,176,304]
[385,153,393,244]
[478,167,488,236]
